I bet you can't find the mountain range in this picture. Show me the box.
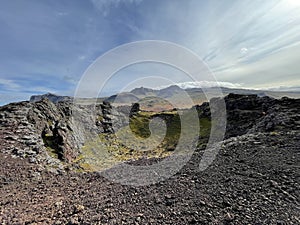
[29,85,300,111]
[111,85,300,110]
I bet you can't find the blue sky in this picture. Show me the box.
[0,0,300,104]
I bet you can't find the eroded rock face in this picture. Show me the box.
[0,98,126,167]
[196,93,300,138]
[224,94,274,138]
[248,97,300,133]
[0,101,44,163]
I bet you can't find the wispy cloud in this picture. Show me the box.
[90,0,143,16]
[0,78,20,91]
[0,0,300,104]
[266,86,300,92]
[171,81,243,90]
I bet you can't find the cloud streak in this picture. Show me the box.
[172,81,243,90]
[0,0,300,104]
[0,78,20,91]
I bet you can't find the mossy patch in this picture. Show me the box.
[75,109,212,172]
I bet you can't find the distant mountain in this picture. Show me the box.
[157,85,183,98]
[105,92,140,104]
[130,87,156,97]
[106,85,300,110]
[30,93,72,103]
[28,85,300,110]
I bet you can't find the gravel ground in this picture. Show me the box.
[0,131,299,225]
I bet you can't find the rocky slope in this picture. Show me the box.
[0,94,299,224]
[197,93,300,138]
[0,98,127,171]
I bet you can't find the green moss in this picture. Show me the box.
[72,154,84,163]
[76,109,212,172]
[270,131,279,136]
[129,110,182,147]
[97,115,104,122]
[46,146,59,159]
[129,114,151,138]
[78,162,94,172]
[199,118,211,137]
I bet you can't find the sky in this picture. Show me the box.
[0,0,300,104]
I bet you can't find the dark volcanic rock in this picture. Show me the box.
[224,93,274,138]
[196,93,300,138]
[129,102,140,117]
[0,130,299,224]
[249,96,300,133]
[0,98,126,167]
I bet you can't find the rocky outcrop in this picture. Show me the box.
[249,96,300,133]
[196,93,300,138]
[0,98,127,168]
[0,101,44,164]
[129,103,140,117]
[224,93,274,138]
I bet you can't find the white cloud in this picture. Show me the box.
[0,78,20,91]
[90,0,143,16]
[157,81,243,90]
[56,11,69,16]
[214,43,300,89]
[240,48,248,55]
[2,0,300,104]
[266,86,300,92]
[78,55,86,60]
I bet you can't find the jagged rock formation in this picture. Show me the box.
[0,101,44,163]
[249,96,300,133]
[197,93,300,138]
[0,98,127,169]
[129,102,140,117]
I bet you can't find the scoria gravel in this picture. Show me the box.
[0,131,299,224]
